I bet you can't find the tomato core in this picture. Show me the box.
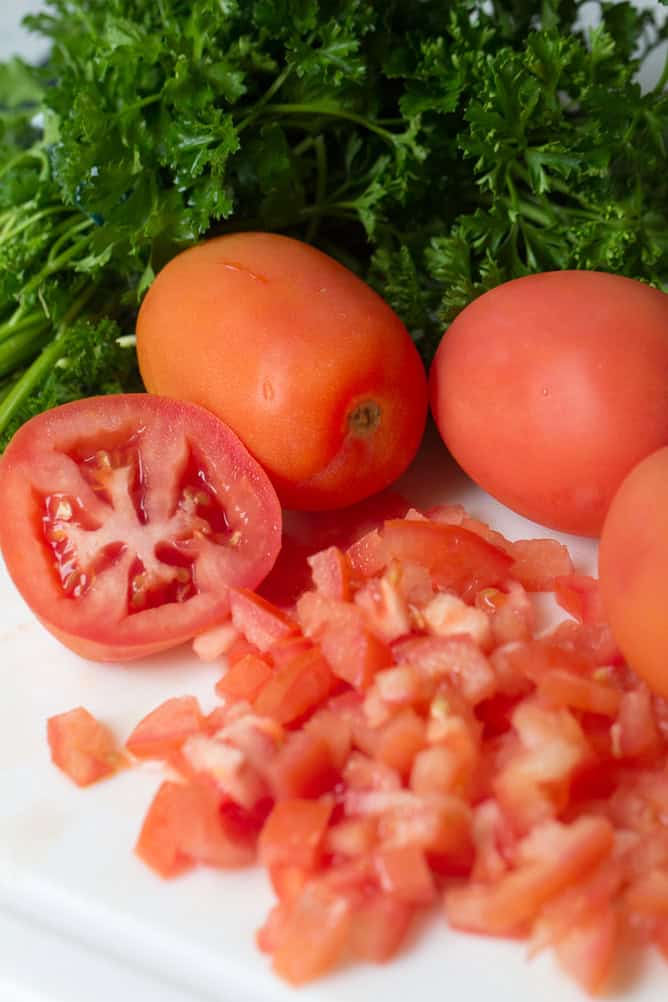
[348,401,382,437]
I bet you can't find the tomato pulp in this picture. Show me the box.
[0,395,282,660]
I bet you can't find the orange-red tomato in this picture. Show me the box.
[136,233,428,510]
[429,271,668,536]
[599,445,668,698]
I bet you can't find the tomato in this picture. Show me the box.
[135,780,257,877]
[429,271,668,535]
[0,395,281,661]
[47,706,123,787]
[136,233,428,510]
[125,696,205,759]
[599,446,668,699]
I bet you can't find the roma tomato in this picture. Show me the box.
[0,395,281,661]
[136,233,428,510]
[429,271,668,535]
[599,446,668,698]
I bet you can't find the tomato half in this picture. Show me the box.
[429,271,668,535]
[0,395,282,661]
[136,233,428,510]
[599,445,668,698]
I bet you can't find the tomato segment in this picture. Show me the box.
[0,395,282,660]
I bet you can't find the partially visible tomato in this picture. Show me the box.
[599,446,668,699]
[430,271,668,535]
[136,233,428,510]
[0,395,281,661]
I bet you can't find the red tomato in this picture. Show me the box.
[135,781,257,877]
[136,233,428,510]
[125,696,205,759]
[0,395,281,661]
[47,706,123,787]
[430,271,668,535]
[599,446,668,698]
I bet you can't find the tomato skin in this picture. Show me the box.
[430,271,668,535]
[0,394,282,661]
[599,446,668,699]
[136,233,428,510]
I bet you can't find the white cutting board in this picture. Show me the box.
[1,5,667,1002]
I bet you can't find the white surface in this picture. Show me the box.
[1,4,667,1002]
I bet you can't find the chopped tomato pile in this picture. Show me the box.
[47,504,668,995]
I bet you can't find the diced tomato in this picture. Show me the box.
[393,635,496,705]
[493,703,590,832]
[192,621,238,661]
[346,528,386,579]
[268,864,311,905]
[253,648,333,725]
[381,519,512,599]
[354,573,412,642]
[343,751,402,793]
[47,706,123,787]
[554,573,605,625]
[229,588,299,652]
[215,653,273,703]
[348,892,415,963]
[370,707,427,777]
[445,816,614,935]
[135,781,256,877]
[258,798,333,870]
[226,633,263,666]
[553,905,619,995]
[626,870,668,918]
[319,619,390,691]
[537,670,621,718]
[325,817,378,859]
[374,845,436,904]
[410,741,476,798]
[270,882,352,985]
[477,582,534,646]
[47,496,668,993]
[268,730,340,800]
[126,695,206,761]
[179,734,268,809]
[615,688,663,762]
[507,538,574,592]
[304,708,352,770]
[308,546,352,601]
[266,634,313,668]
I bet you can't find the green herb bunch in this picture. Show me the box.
[1,0,667,447]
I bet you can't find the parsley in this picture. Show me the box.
[1,0,667,447]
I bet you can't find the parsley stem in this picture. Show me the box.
[236,67,293,133]
[19,230,94,301]
[266,103,397,145]
[0,204,73,243]
[0,314,46,344]
[305,135,328,242]
[0,325,50,378]
[0,284,98,438]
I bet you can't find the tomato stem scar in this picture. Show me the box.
[348,400,381,436]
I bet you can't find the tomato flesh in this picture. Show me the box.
[0,395,282,660]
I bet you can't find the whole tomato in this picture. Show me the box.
[429,271,668,536]
[136,233,428,510]
[599,446,668,699]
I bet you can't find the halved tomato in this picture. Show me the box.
[0,395,282,661]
